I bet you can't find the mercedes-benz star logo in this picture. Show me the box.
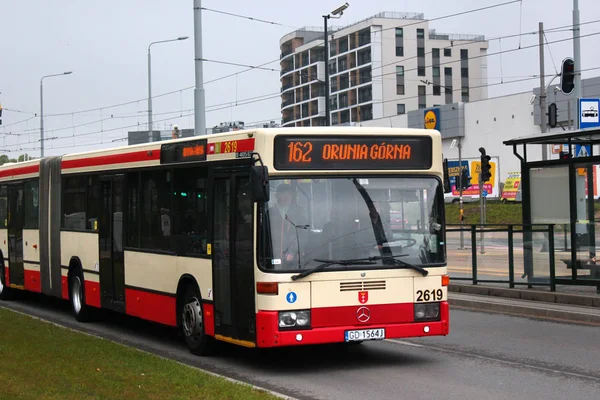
[356,306,371,323]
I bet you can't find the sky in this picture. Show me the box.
[1,0,599,158]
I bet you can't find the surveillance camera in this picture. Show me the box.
[529,95,537,105]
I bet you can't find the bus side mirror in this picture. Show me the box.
[250,166,270,202]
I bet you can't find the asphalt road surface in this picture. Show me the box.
[2,293,599,400]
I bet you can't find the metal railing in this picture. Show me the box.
[446,224,558,290]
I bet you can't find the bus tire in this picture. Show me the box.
[181,284,213,356]
[0,263,13,301]
[69,268,91,322]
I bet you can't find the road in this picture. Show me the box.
[2,293,599,400]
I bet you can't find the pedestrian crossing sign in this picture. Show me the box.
[575,144,590,158]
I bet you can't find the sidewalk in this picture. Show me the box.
[448,283,600,325]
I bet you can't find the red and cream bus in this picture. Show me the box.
[0,127,449,355]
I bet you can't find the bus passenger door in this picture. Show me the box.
[99,175,125,312]
[212,173,256,345]
[7,185,24,288]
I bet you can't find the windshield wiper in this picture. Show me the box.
[369,255,428,276]
[291,258,377,281]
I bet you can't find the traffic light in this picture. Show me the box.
[443,158,451,193]
[548,103,557,128]
[560,58,575,95]
[479,147,492,183]
[460,167,472,189]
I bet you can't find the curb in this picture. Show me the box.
[448,293,600,325]
[448,283,600,307]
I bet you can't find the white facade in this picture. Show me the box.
[279,12,489,128]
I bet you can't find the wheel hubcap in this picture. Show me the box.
[182,297,203,338]
[71,277,82,314]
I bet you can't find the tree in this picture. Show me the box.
[0,155,17,166]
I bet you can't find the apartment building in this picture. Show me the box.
[279,12,489,127]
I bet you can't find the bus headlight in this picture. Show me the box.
[414,303,440,321]
[278,310,311,330]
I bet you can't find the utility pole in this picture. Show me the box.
[194,0,207,136]
[539,22,548,160]
[323,15,330,126]
[458,138,465,250]
[573,0,582,129]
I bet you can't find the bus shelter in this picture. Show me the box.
[504,128,600,292]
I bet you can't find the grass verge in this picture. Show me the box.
[445,201,523,225]
[0,307,280,400]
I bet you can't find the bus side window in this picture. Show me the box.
[172,167,208,256]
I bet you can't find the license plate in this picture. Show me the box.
[344,328,385,342]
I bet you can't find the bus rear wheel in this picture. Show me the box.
[69,269,91,322]
[181,285,213,356]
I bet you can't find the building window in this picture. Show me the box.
[461,67,469,78]
[330,95,338,110]
[462,87,470,102]
[339,92,349,108]
[432,48,440,59]
[395,28,403,37]
[417,29,425,39]
[433,67,440,77]
[396,46,404,57]
[461,49,468,60]
[444,48,451,57]
[417,47,425,57]
[445,67,452,76]
[418,85,426,109]
[433,85,441,96]
[396,66,404,76]
[418,67,426,76]
[397,104,406,114]
[397,84,405,95]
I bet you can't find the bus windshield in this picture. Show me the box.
[258,176,445,272]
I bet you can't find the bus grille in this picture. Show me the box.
[339,280,386,291]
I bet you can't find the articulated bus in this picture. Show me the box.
[0,127,449,355]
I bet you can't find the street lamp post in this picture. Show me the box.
[323,3,349,126]
[40,71,72,158]
[147,36,188,142]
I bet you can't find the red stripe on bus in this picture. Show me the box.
[203,303,215,336]
[84,280,101,308]
[62,149,161,170]
[5,266,10,286]
[256,302,449,347]
[0,165,39,178]
[125,288,177,327]
[61,276,69,300]
[24,270,42,293]
[311,303,414,328]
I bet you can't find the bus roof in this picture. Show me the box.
[0,127,441,179]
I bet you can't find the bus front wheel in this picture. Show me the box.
[181,285,213,356]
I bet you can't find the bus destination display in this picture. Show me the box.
[161,139,208,164]
[273,135,432,170]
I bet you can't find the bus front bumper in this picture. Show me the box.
[255,301,449,347]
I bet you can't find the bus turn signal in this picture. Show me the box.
[442,275,450,287]
[257,282,279,295]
